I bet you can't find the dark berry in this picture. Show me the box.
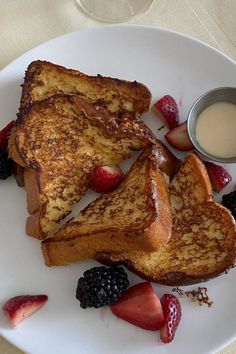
[76,266,129,309]
[222,191,236,220]
[0,148,12,180]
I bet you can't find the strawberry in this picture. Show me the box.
[165,121,193,151]
[110,282,165,331]
[0,120,15,148]
[3,295,48,327]
[160,294,182,343]
[153,95,179,129]
[89,165,124,193]
[204,161,232,192]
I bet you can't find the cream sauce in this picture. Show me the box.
[196,102,236,158]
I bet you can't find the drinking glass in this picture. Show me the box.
[77,0,154,22]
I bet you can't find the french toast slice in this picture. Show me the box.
[41,145,172,266]
[20,60,151,118]
[9,94,156,239]
[96,154,236,285]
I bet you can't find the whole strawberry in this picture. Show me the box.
[153,95,179,129]
[89,165,124,193]
[160,293,182,343]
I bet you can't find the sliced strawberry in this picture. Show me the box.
[110,282,165,331]
[153,95,179,129]
[204,161,232,192]
[165,121,193,151]
[89,165,124,193]
[160,294,182,343]
[0,120,15,148]
[3,295,48,327]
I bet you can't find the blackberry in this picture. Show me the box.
[222,191,236,221]
[0,148,12,180]
[76,266,129,309]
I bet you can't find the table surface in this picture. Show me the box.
[0,1,236,353]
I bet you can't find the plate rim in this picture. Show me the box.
[0,24,235,76]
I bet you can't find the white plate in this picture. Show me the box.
[0,25,236,354]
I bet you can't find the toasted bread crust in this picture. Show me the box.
[8,129,25,167]
[24,169,40,214]
[41,145,172,265]
[170,153,212,213]
[42,229,166,267]
[96,154,236,285]
[148,140,180,178]
[20,60,151,119]
[98,256,235,286]
[26,212,42,239]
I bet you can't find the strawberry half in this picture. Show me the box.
[165,121,193,151]
[89,165,124,193]
[110,282,165,331]
[204,161,232,192]
[160,294,182,343]
[153,95,179,129]
[0,120,15,148]
[3,295,48,327]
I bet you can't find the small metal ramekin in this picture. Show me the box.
[187,87,236,163]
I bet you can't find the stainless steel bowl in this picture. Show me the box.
[187,87,236,163]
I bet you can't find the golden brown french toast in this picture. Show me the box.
[9,94,156,239]
[96,154,236,285]
[20,60,151,118]
[41,145,172,266]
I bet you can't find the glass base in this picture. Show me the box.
[77,0,153,23]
